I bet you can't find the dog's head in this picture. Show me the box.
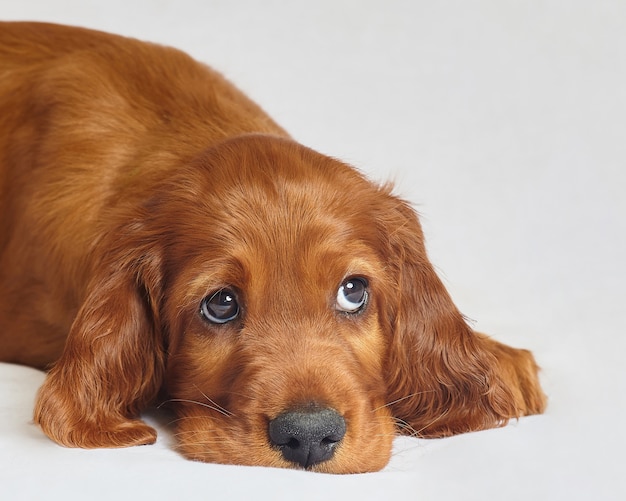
[37,135,533,473]
[151,135,401,472]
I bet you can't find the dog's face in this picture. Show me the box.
[153,136,398,472]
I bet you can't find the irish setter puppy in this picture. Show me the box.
[0,22,546,473]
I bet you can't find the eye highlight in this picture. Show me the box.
[336,277,369,314]
[200,288,240,324]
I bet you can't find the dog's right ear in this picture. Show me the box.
[34,226,165,448]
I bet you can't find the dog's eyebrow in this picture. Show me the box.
[180,258,247,307]
[337,258,380,281]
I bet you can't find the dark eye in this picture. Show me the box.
[200,288,240,324]
[336,277,369,314]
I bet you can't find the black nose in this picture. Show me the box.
[268,407,346,469]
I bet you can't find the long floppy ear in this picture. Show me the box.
[34,236,165,448]
[380,195,546,437]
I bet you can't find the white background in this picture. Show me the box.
[1,1,625,499]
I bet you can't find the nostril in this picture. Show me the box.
[268,407,346,469]
[320,436,337,446]
[286,438,300,449]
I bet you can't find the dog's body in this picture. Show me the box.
[0,22,287,369]
[0,22,545,473]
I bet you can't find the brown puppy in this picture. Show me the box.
[0,22,546,473]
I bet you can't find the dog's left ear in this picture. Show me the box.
[375,192,546,437]
[34,226,166,448]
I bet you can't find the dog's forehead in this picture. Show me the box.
[181,137,381,241]
[199,196,381,282]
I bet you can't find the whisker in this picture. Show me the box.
[161,398,233,418]
[172,434,228,444]
[414,410,450,436]
[392,417,421,438]
[373,390,436,412]
[195,386,234,417]
[159,384,235,418]
[166,414,223,426]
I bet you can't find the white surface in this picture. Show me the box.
[1,1,625,499]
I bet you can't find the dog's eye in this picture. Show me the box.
[336,277,369,314]
[200,288,240,324]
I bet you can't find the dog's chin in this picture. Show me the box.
[172,405,395,474]
[177,434,395,474]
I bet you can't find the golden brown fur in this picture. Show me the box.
[0,22,546,473]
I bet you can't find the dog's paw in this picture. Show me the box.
[35,411,157,449]
[80,419,158,448]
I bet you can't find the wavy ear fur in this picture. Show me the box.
[34,233,165,448]
[380,195,546,437]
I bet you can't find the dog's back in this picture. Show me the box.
[0,22,285,367]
